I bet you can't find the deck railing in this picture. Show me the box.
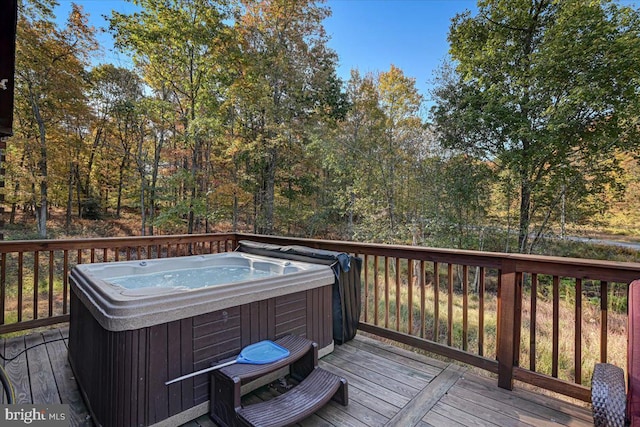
[0,233,237,334]
[1,232,640,402]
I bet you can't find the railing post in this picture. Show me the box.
[497,259,521,390]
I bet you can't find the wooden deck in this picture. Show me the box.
[0,328,593,427]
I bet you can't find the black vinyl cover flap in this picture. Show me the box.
[236,240,351,271]
[236,240,361,344]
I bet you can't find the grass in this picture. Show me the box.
[1,250,69,331]
[361,260,627,389]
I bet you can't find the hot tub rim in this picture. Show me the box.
[70,253,335,332]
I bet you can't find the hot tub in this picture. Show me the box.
[68,252,335,427]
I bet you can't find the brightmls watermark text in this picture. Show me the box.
[0,405,69,426]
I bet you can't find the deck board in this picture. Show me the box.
[0,329,593,427]
[388,364,464,427]
[332,341,435,387]
[4,334,31,404]
[42,328,92,426]
[25,332,61,405]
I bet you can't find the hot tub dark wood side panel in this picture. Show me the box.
[70,289,197,426]
[69,284,333,426]
[191,285,333,404]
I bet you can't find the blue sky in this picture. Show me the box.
[54,0,478,101]
[324,1,477,101]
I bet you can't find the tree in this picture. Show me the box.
[13,0,97,237]
[88,65,144,217]
[431,0,640,253]
[228,0,341,234]
[135,89,172,236]
[377,65,423,233]
[110,0,231,234]
[320,67,425,242]
[430,154,494,249]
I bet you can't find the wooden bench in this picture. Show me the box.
[210,335,348,427]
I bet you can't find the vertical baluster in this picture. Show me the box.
[478,266,485,356]
[48,251,54,317]
[408,259,413,335]
[447,263,453,347]
[530,273,538,372]
[137,246,141,260]
[575,278,582,384]
[33,250,39,320]
[420,260,426,339]
[462,265,468,351]
[115,247,120,261]
[18,252,23,322]
[552,275,560,377]
[434,262,440,342]
[77,249,83,265]
[395,258,401,331]
[90,248,95,263]
[147,245,152,259]
[374,256,379,325]
[103,248,108,263]
[126,246,132,261]
[363,254,369,323]
[601,280,608,363]
[0,253,5,324]
[496,270,501,352]
[63,250,69,314]
[384,257,390,328]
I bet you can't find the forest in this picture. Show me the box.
[4,0,640,255]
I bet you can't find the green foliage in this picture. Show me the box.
[6,0,640,251]
[10,1,98,237]
[110,0,231,234]
[431,0,640,253]
[225,0,341,235]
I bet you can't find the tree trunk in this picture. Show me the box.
[140,177,146,236]
[31,96,48,238]
[258,147,277,235]
[518,180,532,253]
[148,131,164,236]
[116,153,128,218]
[83,127,102,199]
[187,131,201,235]
[65,162,75,232]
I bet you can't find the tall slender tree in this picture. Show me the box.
[228,0,341,234]
[321,67,424,242]
[110,0,231,234]
[88,65,144,217]
[13,0,97,237]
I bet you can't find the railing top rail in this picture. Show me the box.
[1,231,639,282]
[0,233,237,252]
[237,233,640,283]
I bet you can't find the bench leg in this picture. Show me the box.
[211,373,242,427]
[290,341,318,382]
[332,377,348,406]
